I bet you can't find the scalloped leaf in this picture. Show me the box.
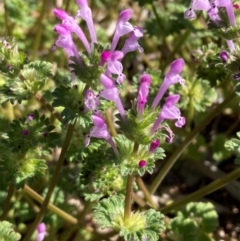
[0,221,21,241]
[93,195,165,241]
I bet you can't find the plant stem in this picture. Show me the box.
[23,185,77,224]
[124,175,135,220]
[160,167,240,214]
[136,177,157,209]
[0,183,15,220]
[149,91,236,194]
[32,0,48,59]
[3,0,11,35]
[22,122,76,241]
[35,92,62,122]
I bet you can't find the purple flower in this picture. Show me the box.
[23,130,29,136]
[2,39,11,49]
[85,113,119,156]
[121,27,144,55]
[75,0,97,44]
[37,223,47,241]
[100,74,126,122]
[219,50,229,63]
[210,0,236,26]
[110,9,134,52]
[184,0,211,19]
[84,90,100,112]
[137,74,151,117]
[152,58,185,108]
[139,160,146,168]
[104,51,126,84]
[149,139,160,153]
[100,50,111,66]
[150,94,186,134]
[53,8,91,53]
[53,24,81,64]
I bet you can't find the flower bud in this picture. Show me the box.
[139,160,146,168]
[219,50,229,63]
[149,139,160,152]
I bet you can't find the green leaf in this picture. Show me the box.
[93,195,165,241]
[168,202,218,241]
[0,221,21,241]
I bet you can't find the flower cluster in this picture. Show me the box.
[53,0,186,161]
[184,0,237,52]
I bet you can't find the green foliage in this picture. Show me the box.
[0,221,21,241]
[145,3,192,38]
[0,37,27,78]
[171,77,217,112]
[0,61,52,104]
[117,105,161,145]
[192,43,227,85]
[93,195,165,241]
[52,77,89,124]
[115,135,165,176]
[70,44,106,90]
[166,202,218,241]
[224,132,240,165]
[0,110,60,187]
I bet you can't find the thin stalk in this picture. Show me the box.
[3,0,11,35]
[65,0,71,11]
[160,167,240,214]
[124,175,135,220]
[23,185,77,224]
[32,0,48,59]
[104,109,117,137]
[136,177,157,209]
[1,183,15,220]
[35,92,62,123]
[149,91,236,194]
[22,122,76,241]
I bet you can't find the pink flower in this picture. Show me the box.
[121,27,144,55]
[139,160,146,168]
[36,223,47,241]
[53,8,91,53]
[149,139,160,153]
[110,9,134,52]
[103,51,126,84]
[100,74,126,122]
[53,24,81,64]
[85,113,119,156]
[151,94,186,134]
[137,74,151,116]
[84,90,100,112]
[75,0,97,44]
[152,58,185,108]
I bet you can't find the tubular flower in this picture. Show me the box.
[150,94,186,134]
[152,58,185,108]
[219,50,229,63]
[53,8,91,53]
[137,74,151,117]
[110,9,134,52]
[184,0,211,19]
[52,24,81,64]
[121,27,144,55]
[99,74,126,122]
[210,0,236,25]
[149,139,160,153]
[84,90,100,112]
[75,0,97,44]
[85,113,119,156]
[36,223,47,241]
[103,50,126,84]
